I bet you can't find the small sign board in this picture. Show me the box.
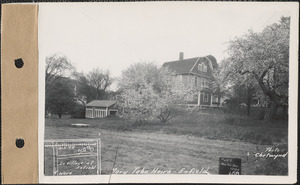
[219,157,241,175]
[44,139,101,176]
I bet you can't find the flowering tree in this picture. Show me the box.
[224,16,290,120]
[117,62,195,123]
[211,60,232,105]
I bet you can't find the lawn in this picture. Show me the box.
[44,108,288,175]
[46,108,288,145]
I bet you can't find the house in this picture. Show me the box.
[85,100,118,118]
[162,52,221,108]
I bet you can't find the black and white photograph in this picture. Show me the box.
[38,2,298,183]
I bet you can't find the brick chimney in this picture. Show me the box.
[179,52,184,60]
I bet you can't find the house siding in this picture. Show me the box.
[177,74,218,107]
[180,74,211,89]
[182,75,189,88]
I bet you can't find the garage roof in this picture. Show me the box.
[86,100,116,108]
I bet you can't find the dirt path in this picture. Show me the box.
[45,126,270,175]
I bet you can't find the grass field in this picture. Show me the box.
[44,108,288,175]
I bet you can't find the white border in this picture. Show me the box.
[38,2,299,183]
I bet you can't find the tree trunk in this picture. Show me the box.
[265,101,278,122]
[270,101,278,120]
[58,113,62,119]
[264,108,270,123]
[161,119,167,123]
[247,104,251,117]
[158,115,167,123]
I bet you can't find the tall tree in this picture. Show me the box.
[211,59,232,105]
[45,53,75,114]
[74,68,113,103]
[117,62,196,123]
[224,16,290,120]
[46,78,76,118]
[45,53,75,92]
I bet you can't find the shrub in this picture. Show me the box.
[256,108,266,120]
[224,115,238,125]
[70,104,86,118]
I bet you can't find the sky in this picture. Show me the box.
[38,2,292,82]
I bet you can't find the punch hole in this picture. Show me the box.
[14,58,24,68]
[16,138,25,148]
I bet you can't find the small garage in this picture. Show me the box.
[85,100,118,118]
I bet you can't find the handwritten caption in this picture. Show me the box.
[45,139,101,176]
[112,167,210,175]
[254,147,288,160]
[56,159,97,176]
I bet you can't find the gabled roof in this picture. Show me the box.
[86,100,116,108]
[162,57,199,75]
[205,55,218,69]
[162,55,218,78]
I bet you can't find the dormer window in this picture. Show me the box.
[198,62,207,72]
[203,65,207,72]
[198,63,201,71]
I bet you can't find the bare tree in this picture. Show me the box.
[73,68,113,103]
[45,53,75,92]
[45,53,75,115]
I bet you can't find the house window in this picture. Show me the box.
[200,92,204,101]
[201,78,208,87]
[203,65,207,72]
[205,79,209,87]
[194,76,197,86]
[199,78,210,88]
[203,92,208,102]
[95,109,107,118]
[198,62,207,72]
[212,95,218,102]
[86,108,93,118]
